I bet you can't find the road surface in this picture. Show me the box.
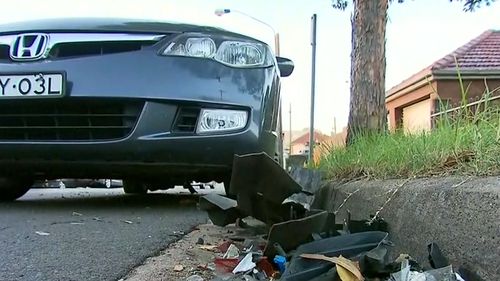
[0,187,214,281]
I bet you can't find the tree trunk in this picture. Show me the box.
[346,0,388,145]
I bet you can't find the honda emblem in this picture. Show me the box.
[10,33,49,61]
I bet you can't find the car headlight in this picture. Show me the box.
[197,109,248,134]
[161,34,272,68]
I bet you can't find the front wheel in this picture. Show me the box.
[123,180,148,195]
[0,177,32,202]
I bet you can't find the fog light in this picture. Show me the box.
[197,109,248,134]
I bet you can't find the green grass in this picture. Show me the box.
[317,94,500,180]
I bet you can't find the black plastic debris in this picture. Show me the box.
[282,231,389,281]
[229,153,304,224]
[199,193,240,226]
[285,167,324,208]
[264,210,329,257]
[358,245,391,278]
[427,242,449,269]
[339,210,389,234]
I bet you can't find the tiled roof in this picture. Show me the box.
[387,30,500,98]
[432,30,500,71]
[291,131,331,145]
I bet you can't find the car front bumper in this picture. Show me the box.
[0,47,280,181]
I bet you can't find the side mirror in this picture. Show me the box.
[276,57,294,77]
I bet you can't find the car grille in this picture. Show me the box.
[0,99,143,141]
[0,41,156,61]
[49,41,156,59]
[0,45,8,60]
[173,107,200,133]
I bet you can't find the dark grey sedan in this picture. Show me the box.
[0,18,293,201]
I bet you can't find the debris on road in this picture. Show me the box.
[123,154,481,281]
[174,265,184,272]
[223,244,240,259]
[232,253,256,274]
[186,275,204,281]
[121,220,134,224]
[35,231,50,236]
[72,211,83,216]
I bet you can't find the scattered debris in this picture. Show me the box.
[199,194,239,226]
[427,242,449,269]
[185,275,204,281]
[172,231,186,237]
[232,253,256,274]
[264,210,328,257]
[223,244,240,259]
[214,257,239,274]
[121,220,134,224]
[173,265,184,272]
[198,245,218,251]
[300,254,364,281]
[273,255,286,273]
[187,153,485,281]
[69,222,85,225]
[72,211,83,216]
[35,231,50,236]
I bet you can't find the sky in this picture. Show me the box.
[1,0,499,134]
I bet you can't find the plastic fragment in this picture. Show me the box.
[257,257,276,277]
[427,243,449,269]
[232,253,256,274]
[273,255,287,273]
[185,275,204,281]
[299,254,364,281]
[35,231,50,236]
[455,273,465,281]
[214,257,239,274]
[198,245,218,251]
[223,244,240,259]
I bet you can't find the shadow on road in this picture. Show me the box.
[2,189,203,211]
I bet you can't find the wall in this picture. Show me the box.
[402,98,431,132]
[436,78,500,108]
[291,143,308,155]
[313,177,499,281]
[386,81,438,131]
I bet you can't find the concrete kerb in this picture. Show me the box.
[312,176,500,281]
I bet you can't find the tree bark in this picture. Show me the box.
[346,0,388,144]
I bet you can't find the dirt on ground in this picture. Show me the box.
[121,223,257,281]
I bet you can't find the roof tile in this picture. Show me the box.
[387,30,500,97]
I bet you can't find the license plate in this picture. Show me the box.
[0,73,64,98]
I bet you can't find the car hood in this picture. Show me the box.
[0,17,248,38]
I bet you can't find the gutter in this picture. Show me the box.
[386,69,500,103]
[385,73,434,103]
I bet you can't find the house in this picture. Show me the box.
[290,130,332,155]
[283,128,309,155]
[386,30,500,132]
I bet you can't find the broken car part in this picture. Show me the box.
[199,193,240,226]
[282,231,389,281]
[264,210,329,257]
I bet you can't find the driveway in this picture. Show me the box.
[0,187,212,281]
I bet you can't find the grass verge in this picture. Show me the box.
[316,89,500,180]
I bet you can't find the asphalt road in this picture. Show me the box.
[0,187,214,281]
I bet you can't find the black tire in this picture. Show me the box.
[123,180,147,194]
[0,177,32,202]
